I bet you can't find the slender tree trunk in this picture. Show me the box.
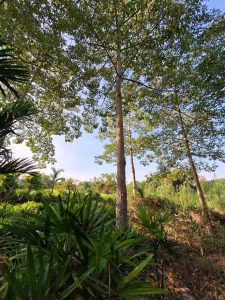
[177,107,212,230]
[130,144,137,201]
[128,115,137,201]
[115,50,127,228]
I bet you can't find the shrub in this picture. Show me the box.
[0,192,164,299]
[135,204,178,257]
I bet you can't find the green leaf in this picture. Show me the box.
[59,267,95,299]
[26,245,36,299]
[0,268,28,299]
[54,255,71,290]
[119,254,153,288]
[119,282,165,299]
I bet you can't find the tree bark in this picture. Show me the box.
[128,115,137,201]
[177,107,212,230]
[115,50,127,228]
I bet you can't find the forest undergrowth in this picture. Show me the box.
[0,189,224,299]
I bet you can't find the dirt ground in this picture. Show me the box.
[161,211,225,300]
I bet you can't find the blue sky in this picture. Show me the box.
[207,0,225,10]
[12,0,225,181]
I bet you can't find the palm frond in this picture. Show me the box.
[0,100,37,139]
[0,158,37,175]
[0,39,29,97]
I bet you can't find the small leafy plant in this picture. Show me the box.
[135,204,177,256]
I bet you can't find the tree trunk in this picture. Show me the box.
[128,115,137,201]
[115,50,127,228]
[177,107,212,230]
[130,144,137,202]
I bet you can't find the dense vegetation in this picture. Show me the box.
[1,170,224,212]
[0,0,224,299]
[0,172,224,299]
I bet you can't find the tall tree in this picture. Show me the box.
[0,0,159,226]
[1,0,216,226]
[1,3,83,163]
[141,9,225,229]
[96,105,154,202]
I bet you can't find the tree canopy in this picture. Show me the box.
[0,0,224,226]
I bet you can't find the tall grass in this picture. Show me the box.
[142,179,225,212]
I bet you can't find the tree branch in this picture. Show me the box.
[82,0,118,73]
[121,76,174,93]
[100,79,117,107]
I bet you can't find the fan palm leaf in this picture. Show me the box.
[0,40,37,175]
[0,157,37,175]
[0,39,29,97]
[0,100,37,140]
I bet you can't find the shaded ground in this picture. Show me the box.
[162,210,225,299]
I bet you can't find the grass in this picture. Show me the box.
[142,179,225,212]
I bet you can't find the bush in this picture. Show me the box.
[0,201,43,237]
[12,190,58,204]
[135,203,178,257]
[0,192,164,299]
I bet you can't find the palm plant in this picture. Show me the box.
[0,39,37,175]
[0,193,165,299]
[49,167,64,192]
[0,100,37,175]
[135,205,178,258]
[0,38,29,97]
